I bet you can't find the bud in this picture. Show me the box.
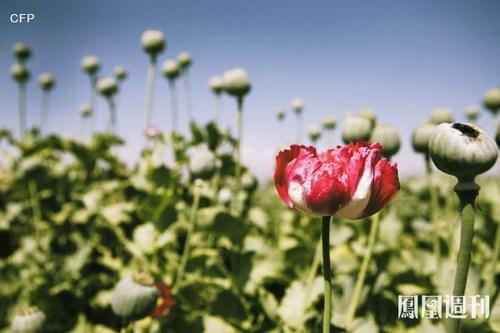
[322,117,336,130]
[38,73,55,91]
[11,307,45,333]
[465,105,479,122]
[275,107,286,121]
[13,42,31,63]
[341,114,372,144]
[111,274,159,322]
[429,106,454,124]
[141,30,166,56]
[428,123,498,181]
[290,98,304,114]
[411,122,436,154]
[79,103,93,118]
[358,107,377,128]
[162,59,181,81]
[114,66,128,81]
[209,76,224,94]
[177,51,192,70]
[308,125,321,143]
[222,68,251,98]
[96,77,118,97]
[370,123,400,158]
[11,64,30,84]
[483,87,500,115]
[81,55,100,75]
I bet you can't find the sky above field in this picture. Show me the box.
[1,0,499,179]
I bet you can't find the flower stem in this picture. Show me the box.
[487,222,500,302]
[89,75,97,134]
[447,180,479,333]
[41,91,49,134]
[183,69,192,124]
[107,98,117,133]
[322,216,332,333]
[425,155,441,269]
[173,183,201,293]
[345,212,380,330]
[232,97,244,214]
[296,112,302,143]
[18,83,26,137]
[145,56,157,130]
[169,80,178,133]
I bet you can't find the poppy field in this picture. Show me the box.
[1,20,500,333]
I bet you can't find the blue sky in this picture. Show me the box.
[1,0,499,178]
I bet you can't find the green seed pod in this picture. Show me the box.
[111,273,159,322]
[38,73,55,91]
[11,307,45,333]
[177,51,192,70]
[187,144,216,178]
[465,105,479,122]
[428,123,498,181]
[290,98,304,115]
[209,76,224,94]
[341,115,372,144]
[114,66,128,81]
[483,87,500,115]
[275,107,286,121]
[308,125,321,143]
[411,122,436,154]
[13,43,31,63]
[322,117,336,130]
[370,123,401,157]
[96,77,118,97]
[11,64,30,84]
[496,121,500,147]
[141,30,166,56]
[81,55,100,75]
[429,106,454,124]
[222,68,251,98]
[358,107,377,128]
[162,59,180,81]
[79,103,92,118]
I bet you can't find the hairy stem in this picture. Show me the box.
[322,216,332,333]
[145,56,157,129]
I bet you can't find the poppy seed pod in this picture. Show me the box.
[428,123,498,181]
[187,144,216,178]
[222,68,251,98]
[178,51,192,70]
[429,106,454,124]
[13,42,31,63]
[358,107,377,128]
[496,122,500,147]
[465,106,479,122]
[290,98,304,114]
[96,77,118,97]
[111,273,160,322]
[11,307,45,333]
[322,117,336,130]
[162,59,181,81]
[81,55,100,75]
[341,115,372,144]
[209,76,224,94]
[483,87,500,115]
[141,30,166,56]
[114,66,128,81]
[11,64,30,83]
[38,73,55,91]
[79,103,92,118]
[411,122,436,154]
[275,107,286,121]
[370,123,400,158]
[308,126,321,142]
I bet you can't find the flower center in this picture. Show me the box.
[452,123,479,138]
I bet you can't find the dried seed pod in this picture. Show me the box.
[177,51,192,70]
[114,66,128,81]
[79,103,92,118]
[483,87,500,115]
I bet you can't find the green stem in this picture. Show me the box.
[145,56,157,129]
[89,75,97,134]
[19,83,26,137]
[41,91,49,133]
[173,183,201,293]
[487,223,500,303]
[425,155,441,269]
[304,235,322,302]
[322,216,332,333]
[345,213,380,330]
[446,180,478,333]
[232,97,244,214]
[169,80,178,133]
[107,98,117,133]
[215,94,221,123]
[183,69,192,123]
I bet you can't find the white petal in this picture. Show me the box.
[335,162,373,219]
[288,181,312,214]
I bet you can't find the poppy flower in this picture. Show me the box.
[274,142,399,219]
[151,282,176,317]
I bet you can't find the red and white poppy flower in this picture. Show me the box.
[274,143,399,219]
